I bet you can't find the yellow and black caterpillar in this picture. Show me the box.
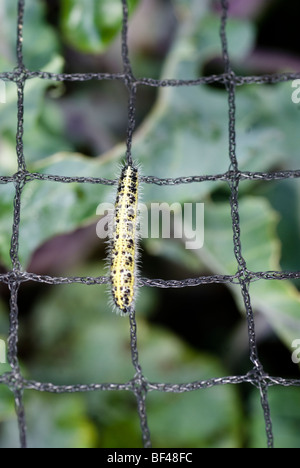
[110,164,139,315]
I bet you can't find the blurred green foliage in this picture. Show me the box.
[61,0,140,53]
[0,265,242,448]
[250,386,300,448]
[0,0,69,170]
[0,0,299,448]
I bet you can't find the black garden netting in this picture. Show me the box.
[0,0,300,449]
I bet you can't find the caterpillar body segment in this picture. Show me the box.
[110,164,139,315]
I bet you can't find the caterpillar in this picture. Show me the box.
[110,163,139,315]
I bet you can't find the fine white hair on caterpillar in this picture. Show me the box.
[109,163,139,315]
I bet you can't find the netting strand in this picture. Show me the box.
[220,0,274,446]
[0,0,299,449]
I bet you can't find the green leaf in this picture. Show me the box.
[255,180,300,272]
[195,197,300,352]
[0,5,276,267]
[0,392,98,448]
[238,81,300,170]
[0,184,15,268]
[0,0,299,364]
[0,0,62,71]
[0,386,15,424]
[203,197,280,275]
[249,386,300,448]
[61,0,140,54]
[24,265,242,448]
[0,0,66,172]
[249,280,300,349]
[0,2,286,265]
[143,195,300,358]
